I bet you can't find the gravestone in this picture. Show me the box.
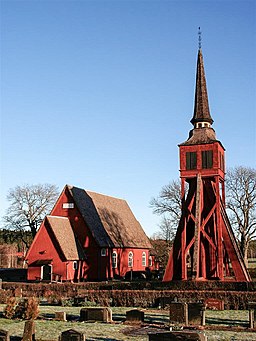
[248,302,256,328]
[169,302,188,325]
[0,330,10,341]
[188,303,205,326]
[22,319,35,341]
[59,329,85,341]
[80,307,112,322]
[148,331,207,340]
[205,298,224,310]
[55,311,67,321]
[126,309,144,323]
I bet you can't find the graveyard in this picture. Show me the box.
[1,10,255,341]
[1,302,256,340]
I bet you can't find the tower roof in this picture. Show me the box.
[191,49,213,125]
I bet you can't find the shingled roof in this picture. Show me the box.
[46,216,85,260]
[191,49,213,125]
[68,185,152,249]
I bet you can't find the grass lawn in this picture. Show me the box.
[0,305,256,340]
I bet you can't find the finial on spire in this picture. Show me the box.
[198,27,202,50]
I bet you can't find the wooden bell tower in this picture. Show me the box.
[163,47,250,282]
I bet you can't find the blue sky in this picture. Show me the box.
[1,0,255,236]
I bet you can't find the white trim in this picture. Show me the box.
[142,252,147,267]
[128,251,133,268]
[62,203,74,209]
[101,248,107,256]
[112,251,117,269]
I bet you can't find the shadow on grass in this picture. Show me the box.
[87,339,121,341]
[206,317,248,327]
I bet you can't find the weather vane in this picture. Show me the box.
[198,27,202,49]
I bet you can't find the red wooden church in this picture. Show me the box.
[163,46,250,282]
[26,185,155,282]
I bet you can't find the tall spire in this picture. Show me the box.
[190,47,213,127]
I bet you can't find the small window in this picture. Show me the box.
[219,152,225,171]
[186,152,197,170]
[73,261,78,270]
[62,203,74,209]
[101,248,106,256]
[128,251,133,268]
[202,150,213,169]
[149,256,153,267]
[112,251,117,269]
[142,252,146,267]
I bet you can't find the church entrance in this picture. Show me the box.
[42,264,52,281]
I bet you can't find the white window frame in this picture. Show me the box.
[62,203,74,209]
[112,251,117,269]
[128,251,133,268]
[142,252,147,267]
[73,261,78,270]
[101,248,107,256]
[149,256,153,267]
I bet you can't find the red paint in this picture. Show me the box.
[26,187,155,281]
[163,138,250,282]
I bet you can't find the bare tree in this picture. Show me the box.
[150,180,182,243]
[3,184,59,242]
[225,166,256,265]
[150,167,256,266]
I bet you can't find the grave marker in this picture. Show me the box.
[169,302,188,325]
[59,329,85,341]
[188,303,205,326]
[22,319,35,341]
[80,307,112,323]
[55,311,67,321]
[126,309,144,323]
[205,298,224,310]
[0,330,10,341]
[248,302,256,329]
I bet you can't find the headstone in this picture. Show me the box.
[126,309,144,323]
[0,330,10,341]
[248,302,256,328]
[80,307,112,323]
[205,298,224,310]
[59,329,85,341]
[148,331,207,340]
[169,302,188,325]
[55,311,67,321]
[22,319,35,341]
[188,303,205,326]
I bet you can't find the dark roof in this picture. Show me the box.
[191,49,213,125]
[68,186,152,249]
[180,127,219,146]
[46,216,85,260]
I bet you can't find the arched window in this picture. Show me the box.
[128,251,133,268]
[112,251,117,269]
[142,252,146,267]
[149,256,153,267]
